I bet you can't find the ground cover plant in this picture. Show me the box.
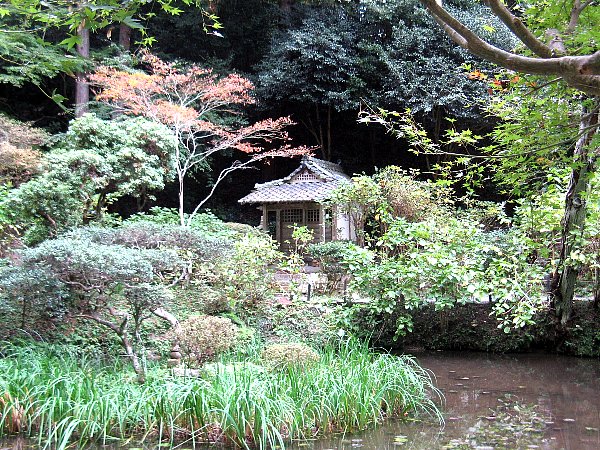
[0,340,440,450]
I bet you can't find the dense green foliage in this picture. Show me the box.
[326,169,550,338]
[4,114,175,243]
[255,1,516,160]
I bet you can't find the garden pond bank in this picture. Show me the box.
[2,351,598,450]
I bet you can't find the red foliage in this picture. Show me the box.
[90,52,313,225]
[90,52,309,157]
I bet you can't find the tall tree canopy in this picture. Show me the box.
[255,0,516,161]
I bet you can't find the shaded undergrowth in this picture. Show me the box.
[0,340,441,449]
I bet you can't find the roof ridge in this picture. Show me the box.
[239,157,350,204]
[305,157,347,181]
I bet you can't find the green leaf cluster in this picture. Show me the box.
[5,114,176,243]
[256,0,517,121]
[340,216,547,339]
[0,31,86,87]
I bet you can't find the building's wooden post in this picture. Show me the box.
[275,209,281,244]
[332,206,338,241]
[320,204,326,242]
[302,203,307,226]
[261,205,268,231]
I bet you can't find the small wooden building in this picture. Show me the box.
[239,156,356,251]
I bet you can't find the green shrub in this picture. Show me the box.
[171,315,239,367]
[7,114,176,243]
[307,240,354,292]
[374,166,452,222]
[126,207,249,240]
[261,342,320,370]
[172,283,228,315]
[0,266,68,339]
[4,229,188,382]
[339,216,547,340]
[215,232,281,310]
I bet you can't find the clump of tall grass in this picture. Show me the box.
[0,340,440,450]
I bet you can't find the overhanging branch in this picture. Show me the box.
[419,0,600,95]
[483,0,553,58]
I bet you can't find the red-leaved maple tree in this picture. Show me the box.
[91,52,312,226]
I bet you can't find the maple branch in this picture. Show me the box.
[525,76,563,94]
[186,161,253,225]
[566,0,594,34]
[419,0,600,95]
[482,0,552,58]
[92,54,311,229]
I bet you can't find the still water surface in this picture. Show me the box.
[2,352,599,450]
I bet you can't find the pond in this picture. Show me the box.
[289,352,600,450]
[2,352,599,450]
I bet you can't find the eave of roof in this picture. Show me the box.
[239,180,346,204]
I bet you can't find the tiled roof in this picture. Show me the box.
[239,157,350,204]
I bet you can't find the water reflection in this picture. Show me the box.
[1,352,599,450]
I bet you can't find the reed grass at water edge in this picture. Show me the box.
[0,340,441,449]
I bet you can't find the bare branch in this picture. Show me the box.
[566,0,595,34]
[525,76,563,94]
[429,11,468,48]
[152,307,180,330]
[78,312,120,333]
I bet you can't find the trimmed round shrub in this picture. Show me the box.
[261,342,319,370]
[172,315,239,366]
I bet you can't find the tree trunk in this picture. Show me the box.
[280,0,293,12]
[179,175,186,226]
[120,331,146,384]
[369,129,376,167]
[85,312,146,384]
[279,0,294,26]
[550,100,599,327]
[316,105,325,159]
[75,23,90,117]
[326,105,332,161]
[119,23,132,50]
[594,266,599,309]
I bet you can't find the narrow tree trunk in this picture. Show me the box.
[179,175,186,226]
[279,0,293,13]
[369,129,376,167]
[593,266,600,309]
[85,312,146,384]
[326,105,332,161]
[120,332,146,384]
[119,23,132,50]
[75,23,90,117]
[431,106,442,171]
[316,105,325,160]
[95,190,107,219]
[550,100,599,327]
